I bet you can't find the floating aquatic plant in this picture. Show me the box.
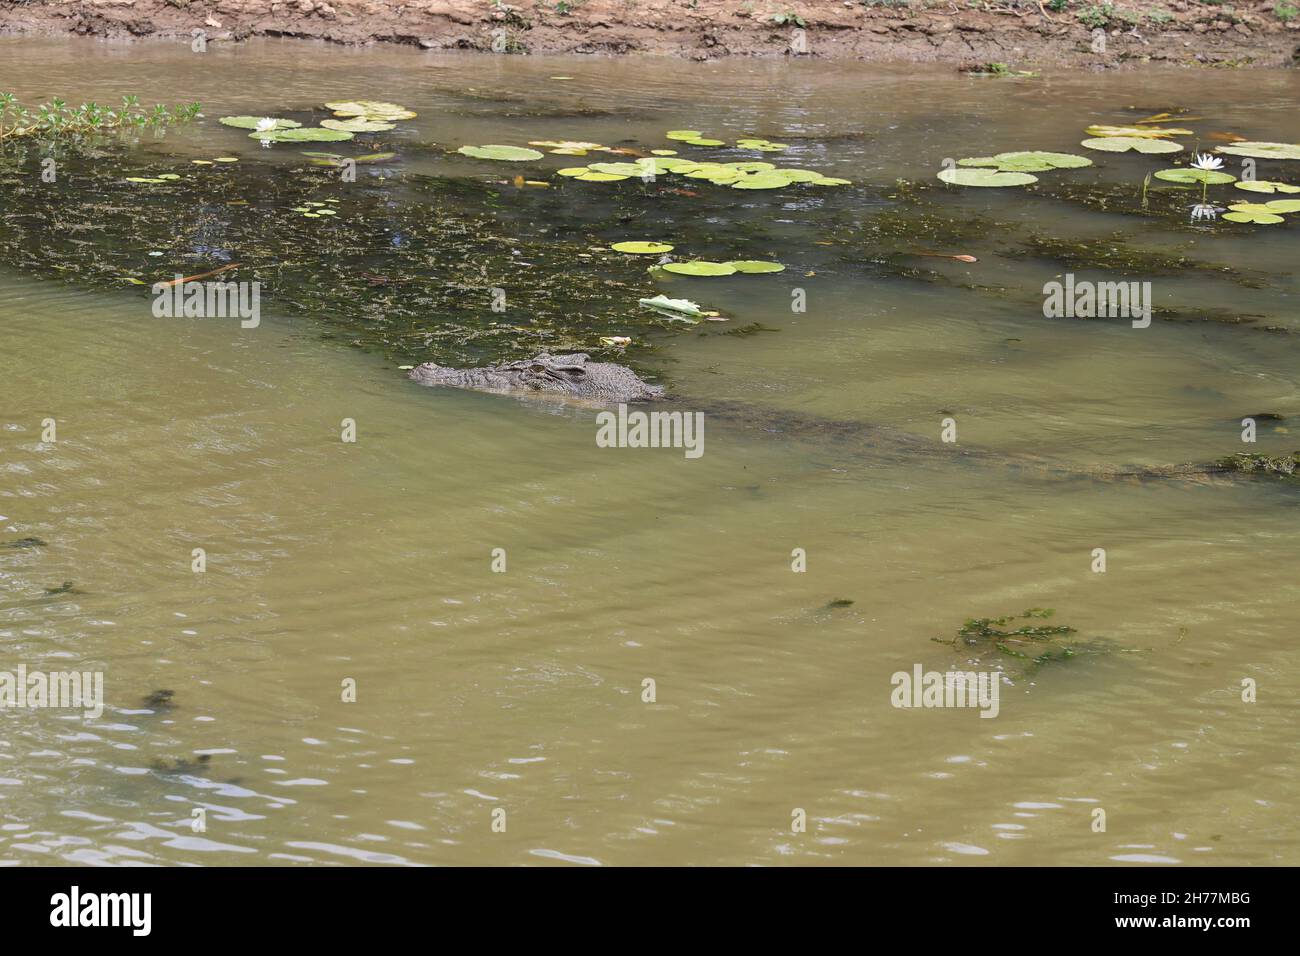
[1234,180,1300,194]
[938,168,1038,187]
[611,241,674,254]
[252,127,355,143]
[660,261,737,277]
[958,151,1092,173]
[321,118,396,133]
[457,144,545,161]
[1081,136,1182,154]
[219,116,301,130]
[1084,124,1192,138]
[724,260,785,273]
[1215,142,1300,161]
[637,295,717,319]
[325,100,416,121]
[1222,199,1300,224]
[1153,168,1235,184]
[665,130,704,141]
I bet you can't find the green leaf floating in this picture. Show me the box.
[725,261,785,273]
[1081,136,1182,154]
[1084,125,1192,138]
[1153,168,1236,185]
[321,118,396,133]
[685,139,726,147]
[611,241,674,254]
[220,116,301,130]
[959,151,1093,173]
[732,174,791,190]
[639,295,709,319]
[1222,203,1285,224]
[938,168,1038,187]
[665,130,704,141]
[1260,199,1300,212]
[252,128,355,142]
[1233,180,1300,194]
[661,261,737,277]
[457,145,545,161]
[1215,142,1300,161]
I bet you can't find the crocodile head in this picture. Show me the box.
[409,352,665,403]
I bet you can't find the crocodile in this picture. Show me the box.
[407,354,1298,486]
[409,352,664,403]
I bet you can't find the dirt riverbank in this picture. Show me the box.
[0,0,1298,68]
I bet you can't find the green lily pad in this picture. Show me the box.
[252,128,355,143]
[556,167,590,177]
[1262,199,1300,213]
[685,138,726,147]
[156,173,182,180]
[1222,209,1285,224]
[1153,167,1236,185]
[326,101,415,120]
[457,145,545,161]
[665,130,704,141]
[588,161,651,177]
[777,169,826,183]
[124,177,166,184]
[731,174,792,190]
[661,261,738,277]
[724,260,785,273]
[938,168,1038,187]
[1233,180,1300,194]
[810,177,852,186]
[730,161,776,172]
[1084,125,1192,138]
[611,241,674,254]
[651,149,678,156]
[1081,136,1183,154]
[213,157,240,163]
[321,118,396,133]
[219,116,301,130]
[1215,142,1300,161]
[991,150,1093,170]
[575,172,628,182]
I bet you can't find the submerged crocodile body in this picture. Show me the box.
[409,352,664,403]
[408,354,1298,485]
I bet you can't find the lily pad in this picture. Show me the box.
[321,118,396,133]
[1081,136,1183,154]
[661,261,738,277]
[724,260,785,273]
[458,144,544,161]
[731,174,792,190]
[556,167,590,177]
[730,161,776,172]
[810,177,852,186]
[575,172,628,182]
[638,295,711,318]
[1215,142,1300,161]
[219,116,301,130]
[651,149,679,156]
[1084,125,1192,138]
[938,168,1038,187]
[1153,167,1236,185]
[990,150,1093,170]
[685,138,726,147]
[1222,207,1285,224]
[665,130,704,141]
[1262,199,1300,213]
[611,241,675,254]
[1233,180,1300,194]
[252,128,355,143]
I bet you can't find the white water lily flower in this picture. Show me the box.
[1191,152,1224,171]
[255,117,278,132]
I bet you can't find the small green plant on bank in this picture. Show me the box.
[1276,1,1298,22]
[0,93,201,143]
[770,11,807,26]
[1078,2,1115,27]
[1047,0,1070,10]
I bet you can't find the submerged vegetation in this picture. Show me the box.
[932,608,1117,677]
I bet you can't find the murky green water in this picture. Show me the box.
[1,39,1298,866]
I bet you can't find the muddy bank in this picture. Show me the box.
[0,0,1297,68]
